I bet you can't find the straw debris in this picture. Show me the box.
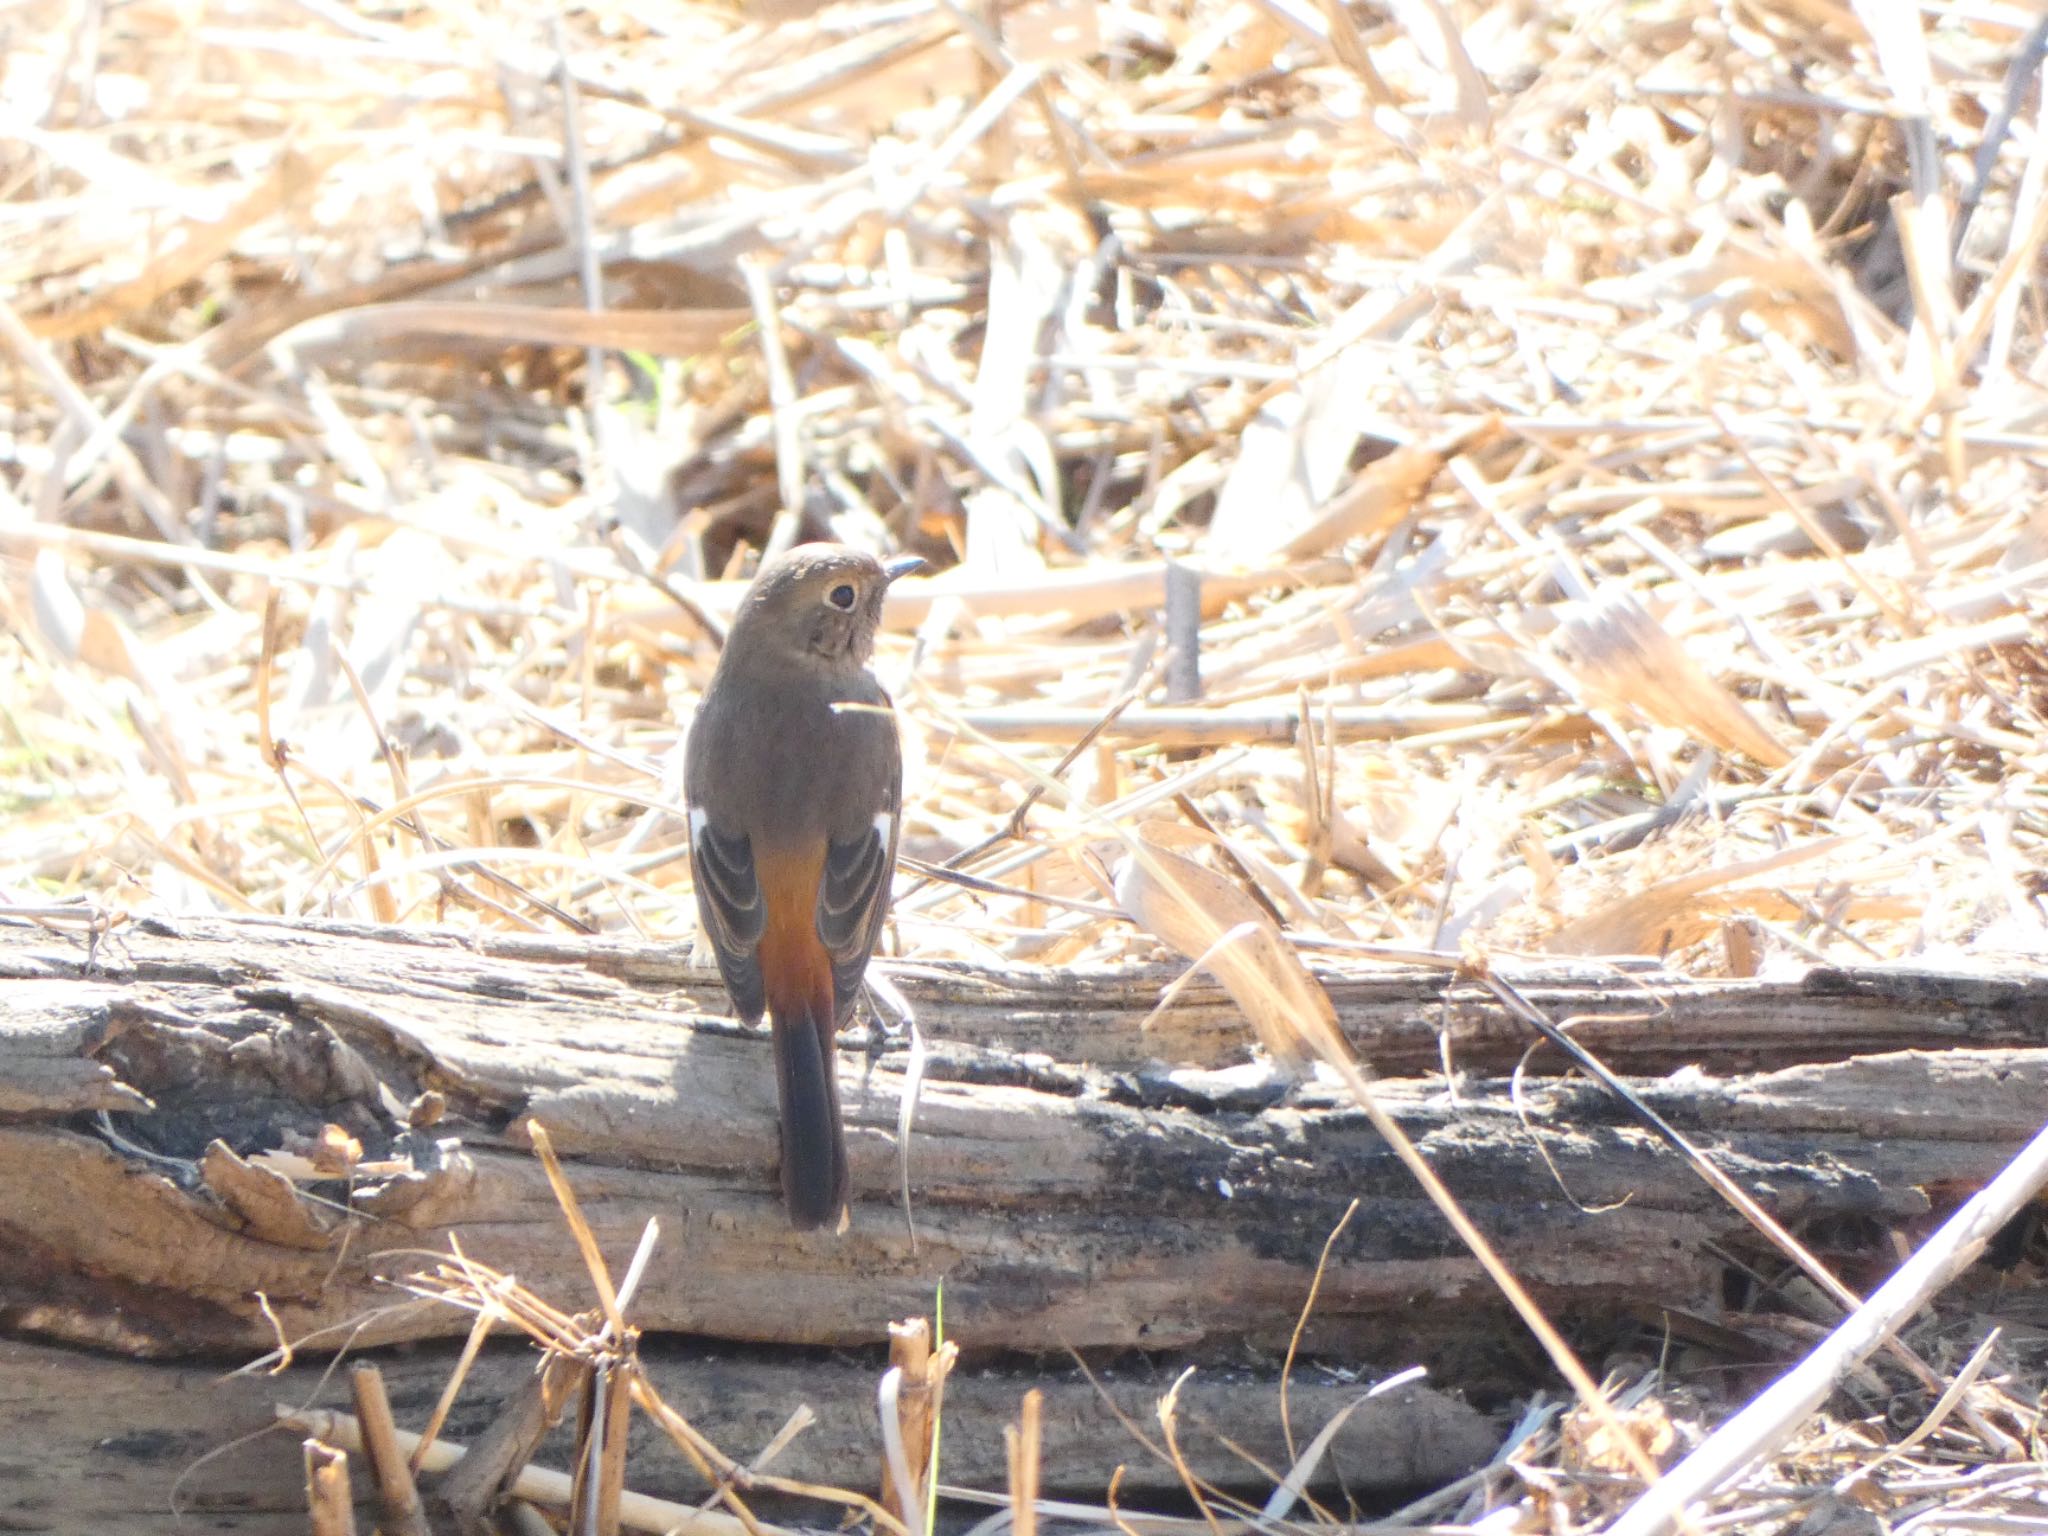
[3,0,2047,1531]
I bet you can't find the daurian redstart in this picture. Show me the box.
[685,544,921,1229]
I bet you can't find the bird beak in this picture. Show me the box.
[883,555,926,584]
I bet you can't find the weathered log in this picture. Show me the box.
[0,914,2042,1360]
[1,911,2044,1527]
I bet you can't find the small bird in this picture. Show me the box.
[684,543,922,1229]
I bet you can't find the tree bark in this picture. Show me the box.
[0,911,2043,1526]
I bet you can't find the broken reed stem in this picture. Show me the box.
[527,1119,625,1334]
[879,1369,918,1536]
[410,1300,498,1478]
[284,1405,789,1536]
[596,1363,635,1536]
[1008,1388,1043,1536]
[349,1363,431,1536]
[303,1437,358,1536]
[572,1364,601,1533]
[880,1318,936,1529]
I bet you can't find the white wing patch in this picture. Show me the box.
[873,812,894,846]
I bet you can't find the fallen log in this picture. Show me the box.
[0,911,2042,1528]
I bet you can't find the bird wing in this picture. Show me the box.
[688,810,767,1021]
[815,737,902,1021]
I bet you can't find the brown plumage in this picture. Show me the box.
[684,543,919,1229]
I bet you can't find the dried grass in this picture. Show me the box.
[3,0,2042,975]
[5,0,2048,1530]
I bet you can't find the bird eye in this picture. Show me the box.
[827,582,857,610]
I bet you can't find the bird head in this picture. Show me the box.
[731,543,923,670]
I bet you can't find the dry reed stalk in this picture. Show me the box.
[286,1405,776,1536]
[321,1130,928,1536]
[880,1318,937,1529]
[1007,1388,1043,1536]
[302,1437,357,1536]
[347,1363,431,1536]
[586,1363,635,1536]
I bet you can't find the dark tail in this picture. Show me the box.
[769,1000,848,1230]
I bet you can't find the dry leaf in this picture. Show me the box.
[1541,592,1793,768]
[1561,1396,1677,1475]
[1113,831,1344,1070]
[1548,837,1863,956]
